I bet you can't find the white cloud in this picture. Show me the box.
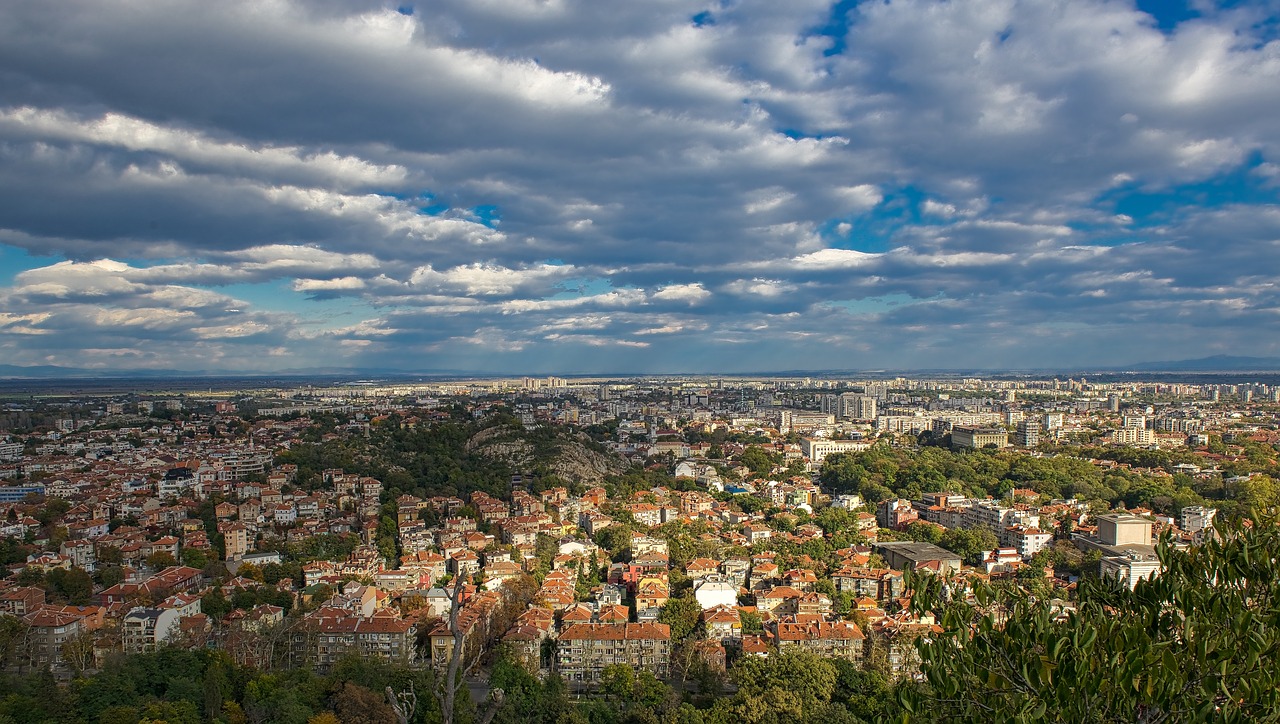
[0,107,408,189]
[0,0,1278,370]
[651,283,711,304]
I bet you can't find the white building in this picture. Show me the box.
[122,607,183,653]
[1180,506,1217,535]
[693,578,738,611]
[1100,553,1162,590]
[801,438,873,464]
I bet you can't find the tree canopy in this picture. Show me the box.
[903,516,1280,723]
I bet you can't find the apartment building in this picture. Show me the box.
[24,608,86,668]
[1100,552,1163,590]
[1180,505,1217,534]
[800,438,873,464]
[122,607,183,654]
[772,619,865,663]
[556,622,671,683]
[876,499,918,530]
[951,426,1010,450]
[292,608,416,672]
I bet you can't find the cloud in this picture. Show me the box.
[651,283,711,304]
[1,0,1280,371]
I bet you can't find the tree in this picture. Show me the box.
[202,587,232,621]
[180,547,209,569]
[600,663,636,701]
[820,454,868,495]
[333,682,397,724]
[61,628,97,673]
[145,550,177,570]
[96,565,124,588]
[940,526,999,566]
[45,566,94,604]
[739,609,763,635]
[97,545,123,565]
[658,596,703,644]
[740,447,776,478]
[714,648,839,723]
[435,576,503,724]
[903,517,1280,722]
[16,566,43,586]
[0,615,29,669]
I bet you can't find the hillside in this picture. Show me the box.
[464,423,631,485]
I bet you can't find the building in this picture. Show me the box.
[820,393,879,421]
[1095,514,1152,547]
[556,623,671,684]
[122,607,183,653]
[1006,526,1053,559]
[0,586,46,616]
[951,426,1010,450]
[1109,427,1155,445]
[220,522,251,561]
[1180,506,1216,534]
[693,578,738,611]
[801,438,873,464]
[1015,418,1039,448]
[873,541,962,575]
[1100,552,1163,590]
[772,619,865,663]
[294,609,417,671]
[24,608,86,668]
[876,499,918,530]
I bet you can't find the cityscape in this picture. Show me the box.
[4,0,1280,721]
[0,371,1275,720]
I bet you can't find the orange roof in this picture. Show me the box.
[559,622,670,641]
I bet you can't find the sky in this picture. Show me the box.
[2,0,1280,374]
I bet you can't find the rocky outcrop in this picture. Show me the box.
[465,425,630,485]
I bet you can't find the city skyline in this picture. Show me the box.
[2,1,1280,374]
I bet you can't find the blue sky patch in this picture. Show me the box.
[551,277,615,300]
[805,0,858,57]
[470,205,501,228]
[821,186,928,253]
[1099,154,1280,228]
[0,247,58,285]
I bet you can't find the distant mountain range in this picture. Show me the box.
[1117,355,1280,372]
[2,355,1280,379]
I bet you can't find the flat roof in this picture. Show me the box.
[873,541,962,561]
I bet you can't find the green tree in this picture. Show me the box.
[180,547,208,569]
[740,447,776,478]
[202,587,232,621]
[600,663,636,701]
[904,517,1280,722]
[940,526,999,566]
[819,454,868,495]
[658,596,703,644]
[715,648,839,723]
[97,545,123,565]
[45,566,94,605]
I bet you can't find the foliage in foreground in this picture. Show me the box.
[903,516,1280,723]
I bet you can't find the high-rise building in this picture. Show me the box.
[1122,415,1146,430]
[1015,418,1039,447]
